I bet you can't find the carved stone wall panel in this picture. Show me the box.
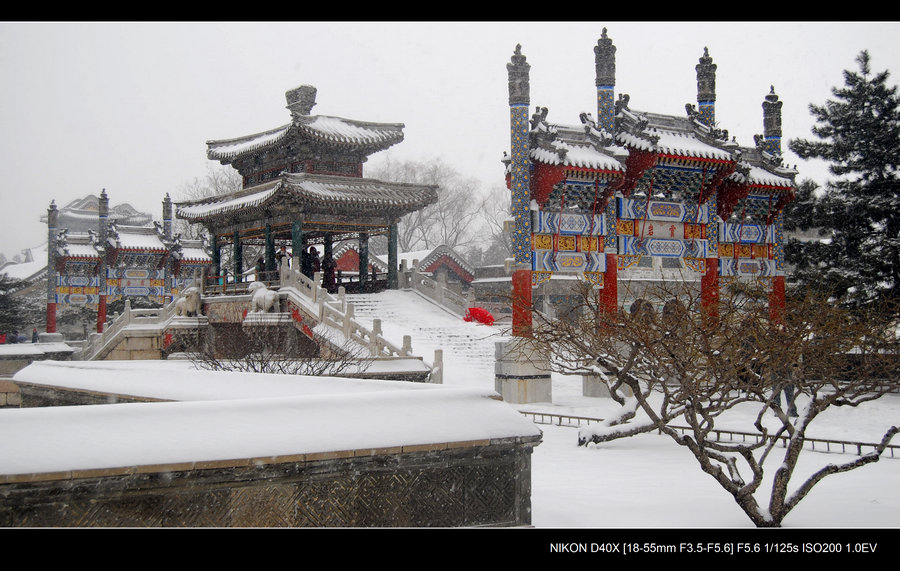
[0,439,538,527]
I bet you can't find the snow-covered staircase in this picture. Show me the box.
[347,290,504,388]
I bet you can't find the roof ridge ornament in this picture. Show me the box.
[507,44,531,106]
[286,85,317,119]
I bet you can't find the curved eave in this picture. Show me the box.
[617,129,735,164]
[176,174,438,225]
[282,173,437,214]
[530,145,624,173]
[733,164,796,191]
[294,115,405,152]
[176,180,282,223]
[206,116,406,163]
[207,124,292,162]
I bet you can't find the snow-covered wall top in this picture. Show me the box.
[3,361,540,476]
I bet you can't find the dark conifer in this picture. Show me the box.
[787,51,900,311]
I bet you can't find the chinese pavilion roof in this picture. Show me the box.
[40,194,152,233]
[529,120,625,173]
[176,240,212,264]
[176,173,438,225]
[614,108,740,161]
[107,224,167,253]
[207,115,405,164]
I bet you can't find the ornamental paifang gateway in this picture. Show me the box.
[503,29,796,335]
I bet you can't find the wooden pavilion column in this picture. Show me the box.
[358,232,369,287]
[388,221,399,289]
[210,233,221,286]
[769,275,786,323]
[511,269,533,337]
[323,233,336,292]
[601,253,618,314]
[233,230,243,283]
[291,221,303,271]
[265,223,276,282]
[701,257,719,325]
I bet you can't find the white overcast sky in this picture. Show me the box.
[1,21,898,258]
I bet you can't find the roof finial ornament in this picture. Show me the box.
[286,85,317,119]
[507,44,531,106]
[594,27,616,87]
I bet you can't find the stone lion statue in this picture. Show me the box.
[174,287,201,317]
[248,281,280,313]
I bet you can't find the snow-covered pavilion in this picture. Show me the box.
[177,85,438,294]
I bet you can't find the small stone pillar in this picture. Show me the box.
[494,337,551,403]
[430,349,443,384]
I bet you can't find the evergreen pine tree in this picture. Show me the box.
[787,51,900,311]
[0,275,28,337]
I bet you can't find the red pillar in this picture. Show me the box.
[601,253,618,314]
[97,295,107,333]
[511,269,533,337]
[46,302,57,334]
[769,275,786,323]
[701,257,719,324]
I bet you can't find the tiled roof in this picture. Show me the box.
[207,115,405,162]
[109,225,167,252]
[529,122,625,172]
[176,174,438,222]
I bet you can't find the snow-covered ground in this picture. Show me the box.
[351,290,900,528]
[4,289,899,529]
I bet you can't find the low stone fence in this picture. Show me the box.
[1,364,541,527]
[0,435,538,527]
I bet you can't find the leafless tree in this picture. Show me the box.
[178,321,373,377]
[174,164,243,241]
[368,157,491,255]
[526,280,899,527]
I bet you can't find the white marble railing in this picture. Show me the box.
[279,265,413,359]
[399,260,473,317]
[83,264,428,364]
[82,300,176,360]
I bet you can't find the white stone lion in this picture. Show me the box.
[174,287,201,317]
[248,281,280,313]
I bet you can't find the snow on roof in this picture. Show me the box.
[0,244,48,282]
[619,126,734,161]
[179,241,211,263]
[206,124,292,161]
[531,138,624,171]
[112,226,166,251]
[743,163,795,188]
[207,115,404,162]
[177,181,281,220]
[282,173,437,211]
[4,360,539,476]
[297,115,404,147]
[177,175,437,222]
[59,234,100,259]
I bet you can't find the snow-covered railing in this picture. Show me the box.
[279,265,413,359]
[82,300,175,360]
[82,265,422,364]
[400,260,473,317]
[522,411,899,459]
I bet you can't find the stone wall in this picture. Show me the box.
[0,436,538,527]
[103,332,164,361]
[0,380,21,408]
[13,382,164,407]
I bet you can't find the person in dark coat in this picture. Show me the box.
[32,328,38,343]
